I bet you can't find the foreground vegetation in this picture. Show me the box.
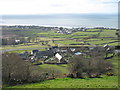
[7,76,118,88]
[3,53,119,88]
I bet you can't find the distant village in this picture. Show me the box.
[1,25,119,35]
[18,44,120,65]
[1,25,120,65]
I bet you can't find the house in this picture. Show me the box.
[55,53,62,63]
[61,50,67,53]
[48,46,59,53]
[35,50,54,59]
[15,40,20,43]
[31,50,39,55]
[70,48,76,52]
[74,52,82,55]
[103,44,110,50]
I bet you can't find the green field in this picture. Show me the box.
[7,49,46,53]
[1,44,48,50]
[6,76,118,88]
[2,29,118,51]
[39,64,69,74]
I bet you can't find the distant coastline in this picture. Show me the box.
[0,14,118,29]
[0,24,119,29]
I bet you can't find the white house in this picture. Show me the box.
[55,53,62,63]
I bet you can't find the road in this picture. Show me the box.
[1,47,47,53]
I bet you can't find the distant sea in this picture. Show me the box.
[0,14,118,28]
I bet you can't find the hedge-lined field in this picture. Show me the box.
[1,29,118,51]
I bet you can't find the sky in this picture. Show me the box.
[0,0,119,15]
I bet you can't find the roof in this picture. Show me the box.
[36,50,54,58]
[75,52,82,55]
[55,53,62,60]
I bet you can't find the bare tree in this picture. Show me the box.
[2,53,51,85]
[68,55,113,78]
[2,53,31,85]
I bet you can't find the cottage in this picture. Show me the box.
[31,50,39,55]
[55,53,62,63]
[74,52,82,55]
[103,44,110,49]
[70,48,76,52]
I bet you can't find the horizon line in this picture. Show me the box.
[1,13,118,16]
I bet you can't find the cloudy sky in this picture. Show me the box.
[0,0,119,15]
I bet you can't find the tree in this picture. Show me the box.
[59,27,63,30]
[68,55,112,78]
[27,37,31,43]
[2,53,31,85]
[2,53,47,85]
[2,39,7,45]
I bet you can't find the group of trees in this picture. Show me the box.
[2,37,24,45]
[2,37,52,46]
[68,55,112,78]
[67,47,113,78]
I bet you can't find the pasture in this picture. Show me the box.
[6,76,118,88]
[2,29,118,51]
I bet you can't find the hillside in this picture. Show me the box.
[5,56,119,88]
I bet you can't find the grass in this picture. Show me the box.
[72,31,99,36]
[38,31,70,38]
[1,44,48,50]
[2,29,118,50]
[7,49,46,53]
[6,76,118,88]
[100,30,117,37]
[108,42,119,46]
[108,57,119,75]
[39,64,69,74]
[87,39,117,45]
[54,40,80,45]
[87,29,101,31]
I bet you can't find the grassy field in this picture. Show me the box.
[7,49,46,53]
[1,44,48,50]
[2,29,118,51]
[6,76,118,88]
[108,57,119,75]
[39,64,69,74]
[54,40,81,45]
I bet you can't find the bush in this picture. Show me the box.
[68,55,113,78]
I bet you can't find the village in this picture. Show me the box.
[1,25,120,65]
[18,44,120,65]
